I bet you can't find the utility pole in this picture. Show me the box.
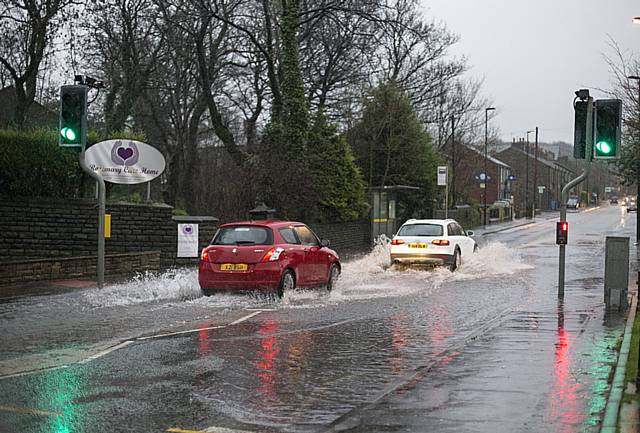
[525,136,530,218]
[533,127,539,219]
[451,114,456,208]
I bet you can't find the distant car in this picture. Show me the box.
[610,196,618,204]
[390,219,477,271]
[566,198,579,209]
[199,221,340,297]
[628,201,637,213]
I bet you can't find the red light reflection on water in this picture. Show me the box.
[256,320,280,400]
[550,306,583,431]
[198,326,212,357]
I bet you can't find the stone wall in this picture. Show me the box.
[0,251,161,286]
[0,197,218,268]
[309,219,371,258]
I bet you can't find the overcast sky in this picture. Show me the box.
[422,0,640,144]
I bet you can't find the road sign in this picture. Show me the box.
[538,186,545,194]
[437,166,447,186]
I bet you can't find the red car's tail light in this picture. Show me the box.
[262,247,284,262]
[432,239,450,246]
[391,239,405,245]
[200,248,210,261]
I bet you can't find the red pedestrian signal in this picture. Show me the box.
[556,221,568,245]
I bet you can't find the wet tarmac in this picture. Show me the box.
[0,205,635,432]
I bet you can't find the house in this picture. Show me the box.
[441,141,513,206]
[496,144,576,214]
[0,86,56,128]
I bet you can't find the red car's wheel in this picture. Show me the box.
[326,264,341,292]
[277,269,295,298]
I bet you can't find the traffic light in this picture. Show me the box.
[59,85,87,147]
[573,100,591,159]
[556,221,568,245]
[593,99,622,159]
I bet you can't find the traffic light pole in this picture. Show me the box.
[79,148,106,289]
[559,95,593,298]
[558,166,591,298]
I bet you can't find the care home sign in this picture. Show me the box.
[84,139,166,184]
[177,224,199,258]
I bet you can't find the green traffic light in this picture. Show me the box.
[595,140,612,155]
[60,127,77,141]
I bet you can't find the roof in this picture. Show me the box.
[401,219,458,225]
[219,220,305,227]
[497,146,576,174]
[463,144,511,168]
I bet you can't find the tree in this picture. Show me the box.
[349,80,440,217]
[308,112,369,222]
[604,40,640,187]
[0,0,73,127]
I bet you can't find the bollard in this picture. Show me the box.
[604,236,629,310]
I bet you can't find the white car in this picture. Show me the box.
[390,219,477,271]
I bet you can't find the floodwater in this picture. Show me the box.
[0,205,635,432]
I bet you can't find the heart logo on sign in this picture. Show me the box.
[182,225,194,235]
[117,147,134,160]
[110,141,139,166]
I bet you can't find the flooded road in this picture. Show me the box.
[0,205,635,432]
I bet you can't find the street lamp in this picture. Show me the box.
[526,130,535,219]
[628,75,640,242]
[484,107,495,229]
[633,16,640,24]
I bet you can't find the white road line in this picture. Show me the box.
[79,340,134,364]
[229,311,262,325]
[0,364,69,381]
[136,325,227,341]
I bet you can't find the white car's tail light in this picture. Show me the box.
[432,239,450,246]
[391,239,405,245]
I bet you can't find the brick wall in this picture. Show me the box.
[0,197,218,268]
[0,251,160,286]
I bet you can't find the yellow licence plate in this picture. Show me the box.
[409,243,428,249]
[220,263,248,271]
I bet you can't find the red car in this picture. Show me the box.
[199,220,341,297]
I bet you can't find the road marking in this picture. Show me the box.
[0,405,62,417]
[79,341,134,364]
[138,309,265,341]
[167,428,210,433]
[246,307,277,312]
[168,427,254,433]
[0,364,69,381]
[137,325,226,341]
[229,310,262,325]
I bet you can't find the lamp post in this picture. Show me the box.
[628,75,640,243]
[633,16,640,24]
[484,107,496,228]
[526,130,535,219]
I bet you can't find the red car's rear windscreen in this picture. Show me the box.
[212,226,274,245]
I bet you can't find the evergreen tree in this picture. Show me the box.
[349,81,440,219]
[308,112,369,223]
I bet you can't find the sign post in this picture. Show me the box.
[83,139,166,287]
[437,166,448,219]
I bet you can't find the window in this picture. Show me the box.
[279,227,299,245]
[397,224,443,237]
[212,226,273,245]
[453,223,465,236]
[294,226,320,246]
